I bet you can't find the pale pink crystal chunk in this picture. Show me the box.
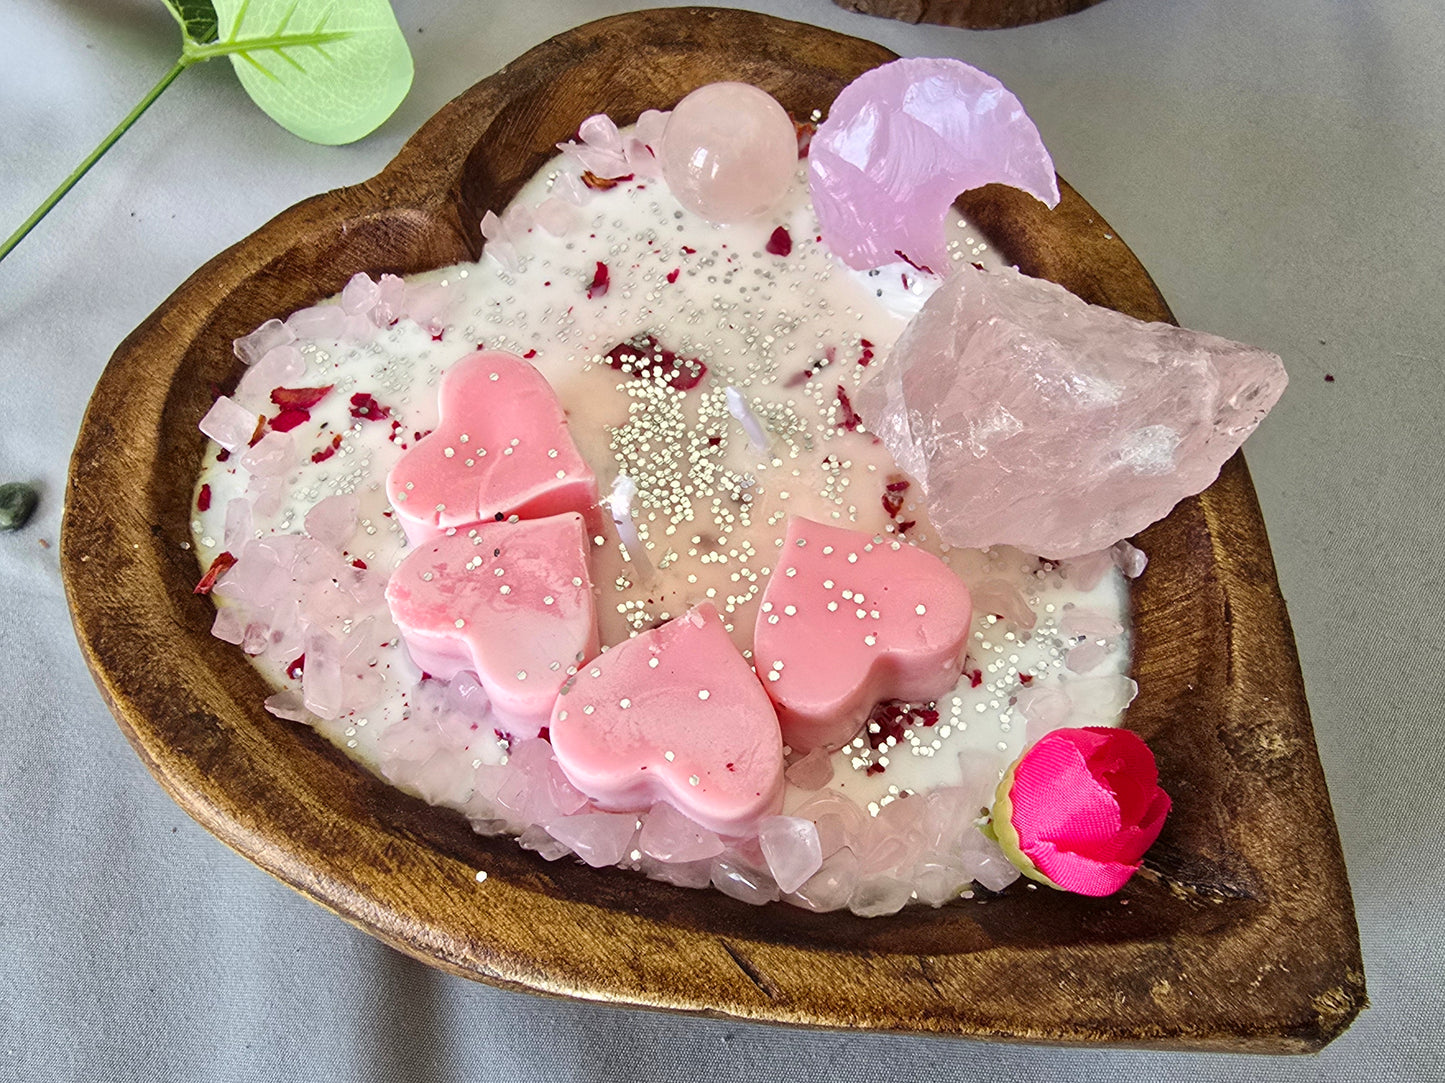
[709,854,780,905]
[234,345,306,407]
[199,396,261,453]
[286,303,347,340]
[386,350,598,546]
[372,274,405,327]
[638,801,725,864]
[783,746,834,790]
[660,83,796,224]
[856,265,1288,559]
[752,517,971,752]
[789,848,859,913]
[546,812,638,868]
[304,494,358,549]
[341,272,381,316]
[793,789,867,859]
[233,319,295,366]
[809,57,1059,272]
[385,513,598,738]
[758,815,823,894]
[549,603,785,836]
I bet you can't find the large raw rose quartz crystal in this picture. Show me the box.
[855,265,1287,559]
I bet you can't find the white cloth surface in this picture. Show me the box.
[1,0,1440,1077]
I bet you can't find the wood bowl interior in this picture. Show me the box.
[62,7,1363,1050]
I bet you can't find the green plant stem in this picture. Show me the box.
[0,59,190,265]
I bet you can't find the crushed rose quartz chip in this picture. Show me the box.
[855,264,1287,559]
[752,517,971,753]
[549,603,786,837]
[808,57,1059,272]
[385,513,599,738]
[386,350,598,545]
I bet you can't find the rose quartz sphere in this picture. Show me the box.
[660,82,797,224]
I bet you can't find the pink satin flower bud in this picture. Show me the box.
[983,727,1170,896]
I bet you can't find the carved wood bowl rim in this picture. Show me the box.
[60,7,1364,1052]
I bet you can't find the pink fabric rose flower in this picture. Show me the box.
[984,727,1170,896]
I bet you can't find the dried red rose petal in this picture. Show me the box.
[194,551,237,595]
[270,385,333,410]
[586,261,610,299]
[835,385,863,432]
[268,408,312,433]
[349,393,390,421]
[604,335,707,391]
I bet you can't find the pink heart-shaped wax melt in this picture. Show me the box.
[753,517,972,753]
[549,603,785,836]
[386,350,599,545]
[385,513,599,737]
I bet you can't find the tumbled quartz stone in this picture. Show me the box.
[856,265,1287,559]
[788,848,860,913]
[709,854,781,905]
[545,811,638,869]
[638,801,725,864]
[849,873,913,918]
[758,816,824,894]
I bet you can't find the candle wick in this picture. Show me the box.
[607,474,654,581]
[725,386,770,452]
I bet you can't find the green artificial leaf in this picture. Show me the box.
[164,0,221,45]
[203,0,414,145]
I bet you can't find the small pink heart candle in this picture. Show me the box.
[385,512,599,738]
[550,603,786,836]
[386,350,599,546]
[753,517,972,752]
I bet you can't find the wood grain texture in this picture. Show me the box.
[832,0,1106,30]
[61,7,1363,1050]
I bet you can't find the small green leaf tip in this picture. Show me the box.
[209,0,414,145]
[165,0,221,45]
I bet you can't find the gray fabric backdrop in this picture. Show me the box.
[2,0,1440,1078]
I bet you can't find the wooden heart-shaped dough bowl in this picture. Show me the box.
[62,8,1363,1051]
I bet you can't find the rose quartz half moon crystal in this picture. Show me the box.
[384,513,599,738]
[549,603,785,836]
[660,82,797,224]
[855,265,1288,559]
[386,350,599,546]
[808,57,1060,272]
[752,517,972,753]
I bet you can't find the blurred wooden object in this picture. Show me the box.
[834,0,1106,29]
